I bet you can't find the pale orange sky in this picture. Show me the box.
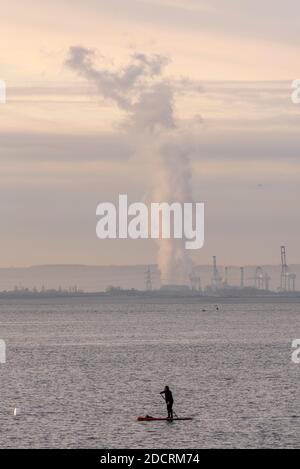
[0,0,300,267]
[1,0,300,82]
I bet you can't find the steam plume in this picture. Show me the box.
[65,46,197,284]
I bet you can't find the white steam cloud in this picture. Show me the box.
[65,46,199,285]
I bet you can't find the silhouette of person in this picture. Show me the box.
[160,386,174,420]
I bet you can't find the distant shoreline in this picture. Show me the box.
[0,291,299,306]
[0,264,298,294]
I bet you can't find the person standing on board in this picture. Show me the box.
[160,386,174,420]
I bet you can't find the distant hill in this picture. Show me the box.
[0,264,299,292]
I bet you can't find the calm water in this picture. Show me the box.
[0,301,299,448]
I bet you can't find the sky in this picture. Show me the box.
[1,0,300,268]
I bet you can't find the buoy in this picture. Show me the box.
[13,407,21,417]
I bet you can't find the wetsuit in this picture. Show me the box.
[160,389,174,419]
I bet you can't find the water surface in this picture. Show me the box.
[0,302,299,448]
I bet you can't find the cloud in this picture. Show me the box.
[65,46,170,113]
[137,0,214,12]
[0,132,132,162]
[128,82,175,131]
[115,0,300,46]
[1,121,300,165]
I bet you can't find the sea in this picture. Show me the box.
[0,300,299,448]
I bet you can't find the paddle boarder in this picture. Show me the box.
[160,386,174,420]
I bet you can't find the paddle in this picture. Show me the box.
[160,393,179,419]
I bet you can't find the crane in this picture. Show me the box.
[212,256,222,291]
